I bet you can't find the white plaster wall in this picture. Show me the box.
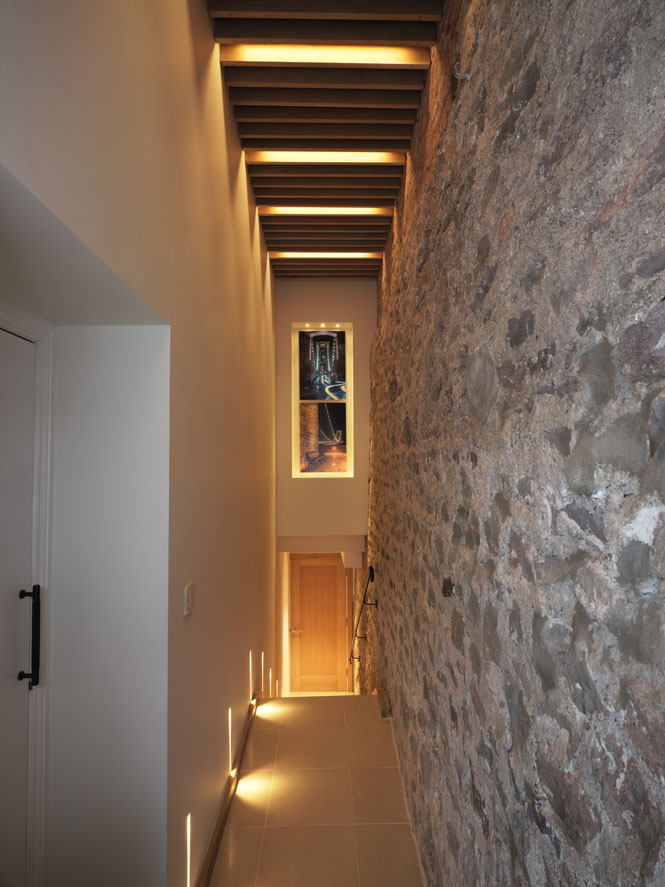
[49,326,169,887]
[0,2,276,883]
[275,279,377,538]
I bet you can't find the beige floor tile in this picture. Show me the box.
[256,825,359,887]
[254,699,345,730]
[345,726,398,768]
[297,695,380,714]
[356,824,423,887]
[227,770,273,828]
[274,726,347,770]
[344,709,388,728]
[209,827,263,887]
[240,728,280,772]
[350,767,408,823]
[267,768,353,827]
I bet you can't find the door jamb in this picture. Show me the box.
[0,299,54,887]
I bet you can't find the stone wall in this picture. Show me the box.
[359,1,665,884]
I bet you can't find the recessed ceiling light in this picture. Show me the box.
[219,44,430,70]
[321,323,326,328]
[270,251,382,259]
[259,206,393,216]
[245,150,405,165]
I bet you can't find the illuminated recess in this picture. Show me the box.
[186,814,191,887]
[271,252,382,260]
[219,44,431,69]
[259,206,393,216]
[245,150,405,165]
[261,652,265,694]
[249,650,253,699]
[228,707,233,771]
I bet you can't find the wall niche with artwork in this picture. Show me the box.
[292,322,354,478]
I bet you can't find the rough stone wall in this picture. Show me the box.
[359,1,665,884]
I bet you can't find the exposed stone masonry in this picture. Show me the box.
[355,1,665,884]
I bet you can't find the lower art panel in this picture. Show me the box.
[299,403,347,473]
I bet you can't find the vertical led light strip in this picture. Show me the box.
[249,650,253,699]
[261,652,265,694]
[186,814,191,887]
[269,667,273,698]
[228,707,233,772]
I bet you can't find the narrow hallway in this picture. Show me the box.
[211,695,423,887]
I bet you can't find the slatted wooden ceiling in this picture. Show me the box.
[208,2,440,277]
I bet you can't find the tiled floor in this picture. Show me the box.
[210,695,424,887]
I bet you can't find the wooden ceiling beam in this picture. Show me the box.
[242,138,411,150]
[250,176,402,188]
[275,275,378,277]
[247,163,404,177]
[238,123,412,139]
[235,106,416,124]
[255,197,395,206]
[214,20,437,46]
[259,215,392,225]
[224,67,426,90]
[263,224,389,231]
[255,187,398,199]
[208,1,442,21]
[230,87,421,108]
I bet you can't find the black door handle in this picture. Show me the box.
[17,584,40,690]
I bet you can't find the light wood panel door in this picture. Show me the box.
[290,555,348,692]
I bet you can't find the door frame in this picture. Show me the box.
[0,299,53,887]
[287,553,353,694]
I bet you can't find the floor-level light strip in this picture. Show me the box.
[186,814,191,887]
[228,707,232,772]
[261,651,265,694]
[249,650,253,699]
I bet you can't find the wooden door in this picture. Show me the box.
[290,555,348,692]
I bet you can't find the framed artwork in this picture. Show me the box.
[292,323,354,477]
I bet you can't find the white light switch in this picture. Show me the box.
[184,582,193,616]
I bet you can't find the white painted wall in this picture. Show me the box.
[48,326,169,886]
[0,3,276,884]
[275,279,377,538]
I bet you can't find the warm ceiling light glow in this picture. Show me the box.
[219,44,430,70]
[245,150,405,165]
[271,252,383,260]
[305,323,310,327]
[336,324,341,328]
[259,206,393,216]
[321,323,326,328]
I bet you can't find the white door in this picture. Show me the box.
[0,326,36,886]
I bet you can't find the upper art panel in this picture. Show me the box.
[298,330,346,402]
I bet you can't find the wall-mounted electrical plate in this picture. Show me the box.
[184,582,193,616]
